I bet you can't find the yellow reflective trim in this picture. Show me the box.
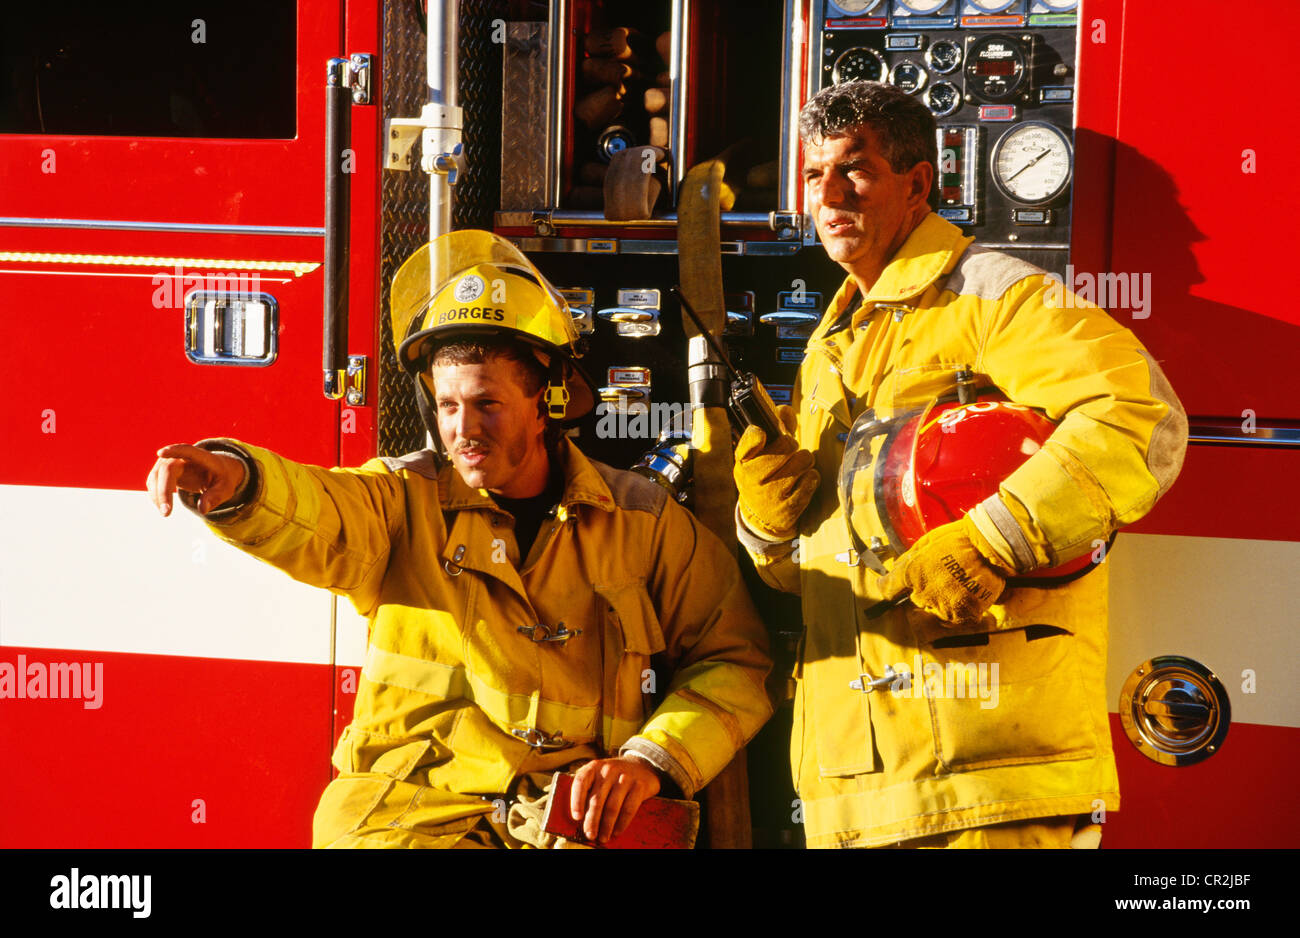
[363,643,467,699]
[667,661,761,723]
[362,644,601,742]
[0,252,320,277]
[800,776,1116,849]
[640,682,746,787]
[645,697,737,756]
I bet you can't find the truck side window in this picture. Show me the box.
[0,2,296,139]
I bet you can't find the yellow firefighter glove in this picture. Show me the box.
[876,515,1015,626]
[733,404,819,542]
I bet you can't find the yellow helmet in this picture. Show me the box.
[391,229,595,422]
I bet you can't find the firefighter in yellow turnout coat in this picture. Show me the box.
[735,84,1187,848]
[149,231,773,848]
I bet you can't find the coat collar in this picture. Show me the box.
[861,211,973,303]
[436,438,616,515]
[821,213,974,332]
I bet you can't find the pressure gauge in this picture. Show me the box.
[966,34,1028,101]
[828,0,885,13]
[1035,0,1078,10]
[966,0,1017,12]
[926,81,961,117]
[991,121,1073,204]
[890,61,927,94]
[832,47,887,84]
[897,0,950,12]
[927,39,961,74]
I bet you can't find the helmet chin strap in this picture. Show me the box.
[544,356,570,421]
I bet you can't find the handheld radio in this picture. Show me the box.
[671,286,784,443]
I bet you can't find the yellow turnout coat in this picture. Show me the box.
[739,213,1187,847]
[198,438,773,847]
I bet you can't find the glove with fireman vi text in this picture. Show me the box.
[876,514,1015,626]
[733,405,819,542]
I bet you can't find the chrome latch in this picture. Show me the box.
[769,212,804,240]
[597,288,662,337]
[531,211,556,238]
[559,288,596,334]
[850,666,911,694]
[1120,656,1231,766]
[598,385,650,404]
[758,309,819,327]
[723,291,756,336]
[511,727,567,750]
[345,356,367,406]
[185,291,278,366]
[346,53,373,105]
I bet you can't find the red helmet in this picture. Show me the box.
[839,394,1101,584]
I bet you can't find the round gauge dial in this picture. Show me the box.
[966,0,1017,12]
[927,39,961,74]
[926,81,961,117]
[991,121,1073,204]
[1036,0,1079,10]
[897,0,949,12]
[890,61,927,94]
[832,47,887,84]
[828,0,884,13]
[966,34,1028,101]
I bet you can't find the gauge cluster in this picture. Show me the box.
[815,0,1078,275]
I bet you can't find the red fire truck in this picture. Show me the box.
[1,0,1296,849]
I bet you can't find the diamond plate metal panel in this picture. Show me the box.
[455,0,507,230]
[378,0,507,456]
[501,21,548,210]
[379,0,433,457]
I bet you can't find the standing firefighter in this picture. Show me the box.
[734,83,1188,848]
[147,230,772,848]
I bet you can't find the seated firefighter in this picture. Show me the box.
[147,230,773,848]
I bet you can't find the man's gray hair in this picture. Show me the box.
[799,81,938,175]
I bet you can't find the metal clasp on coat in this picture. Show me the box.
[849,666,911,694]
[516,622,582,644]
[835,540,889,574]
[444,544,467,575]
[511,727,567,750]
[877,304,914,323]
